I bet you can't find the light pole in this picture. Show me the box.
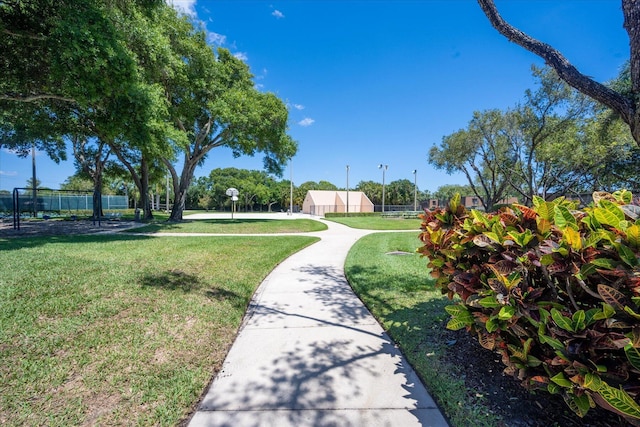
[346,165,350,214]
[412,169,417,211]
[378,164,388,212]
[289,159,293,215]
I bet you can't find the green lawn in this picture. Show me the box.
[0,234,318,426]
[128,218,327,234]
[326,216,422,230]
[345,232,498,427]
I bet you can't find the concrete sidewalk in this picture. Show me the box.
[188,218,449,427]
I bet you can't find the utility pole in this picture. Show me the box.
[413,169,417,211]
[378,164,388,212]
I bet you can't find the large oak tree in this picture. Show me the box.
[160,10,296,220]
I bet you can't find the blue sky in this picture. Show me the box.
[0,0,629,194]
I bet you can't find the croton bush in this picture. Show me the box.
[418,191,640,424]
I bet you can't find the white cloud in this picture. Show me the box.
[207,32,227,46]
[298,118,315,127]
[272,9,285,19]
[0,170,18,176]
[233,52,248,61]
[167,0,197,16]
[293,104,304,110]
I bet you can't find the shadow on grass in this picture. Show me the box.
[139,269,248,309]
[129,218,283,232]
[0,233,154,251]
[205,288,247,309]
[140,269,204,292]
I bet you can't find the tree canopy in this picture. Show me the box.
[1,1,297,220]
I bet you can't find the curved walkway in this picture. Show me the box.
[187,215,449,427]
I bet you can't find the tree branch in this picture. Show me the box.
[477,0,636,137]
[0,94,77,103]
[3,28,47,40]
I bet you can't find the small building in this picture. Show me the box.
[302,190,374,216]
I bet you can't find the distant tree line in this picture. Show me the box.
[178,168,448,212]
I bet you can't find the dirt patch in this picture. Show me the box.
[0,219,139,238]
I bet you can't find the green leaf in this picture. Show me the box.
[572,310,586,331]
[471,209,491,228]
[540,253,555,266]
[594,200,625,227]
[508,343,527,361]
[625,344,640,371]
[600,303,616,319]
[446,318,470,331]
[532,195,545,209]
[486,316,499,333]
[478,296,501,308]
[550,372,572,388]
[536,199,555,221]
[615,243,639,267]
[548,382,561,394]
[626,224,640,250]
[554,205,578,229]
[551,308,575,332]
[613,189,633,204]
[507,229,534,247]
[624,306,640,320]
[577,263,597,281]
[444,304,473,330]
[526,354,542,367]
[597,382,640,420]
[584,373,603,391]
[539,333,565,352]
[565,394,591,418]
[498,305,516,320]
[584,308,601,326]
[449,193,461,214]
[445,304,469,317]
[484,232,502,244]
[583,232,603,248]
[590,258,617,270]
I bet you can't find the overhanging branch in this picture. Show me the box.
[477,0,635,130]
[0,94,76,103]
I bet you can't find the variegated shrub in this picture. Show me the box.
[418,191,640,424]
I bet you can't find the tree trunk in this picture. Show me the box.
[108,144,154,220]
[139,158,153,220]
[92,173,103,220]
[167,159,196,222]
[477,0,640,145]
